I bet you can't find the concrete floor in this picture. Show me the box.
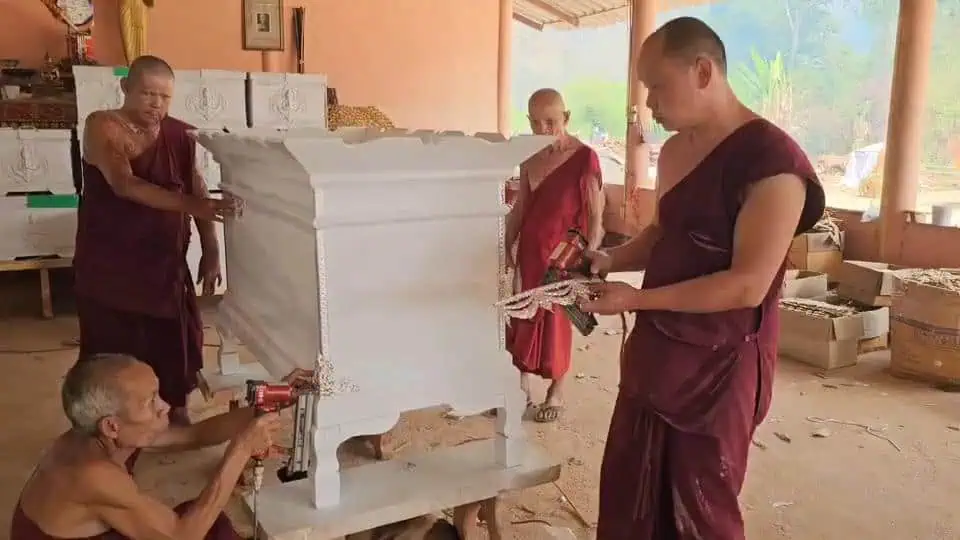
[1,271,959,539]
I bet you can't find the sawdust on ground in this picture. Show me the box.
[0,310,959,539]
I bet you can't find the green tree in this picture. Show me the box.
[563,79,628,138]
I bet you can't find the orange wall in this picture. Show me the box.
[0,0,499,132]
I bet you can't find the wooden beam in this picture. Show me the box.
[513,13,544,30]
[878,0,936,263]
[523,0,580,27]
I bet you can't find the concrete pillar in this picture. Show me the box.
[623,0,657,222]
[878,0,936,262]
[497,0,513,135]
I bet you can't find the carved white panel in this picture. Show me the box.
[196,127,552,511]
[0,199,76,260]
[72,65,124,127]
[248,72,328,129]
[169,70,247,130]
[0,129,74,194]
[185,219,227,295]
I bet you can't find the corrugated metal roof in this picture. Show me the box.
[512,0,714,30]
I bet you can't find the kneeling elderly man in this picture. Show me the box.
[11,353,309,540]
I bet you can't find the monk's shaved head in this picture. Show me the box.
[528,88,566,111]
[120,55,175,127]
[648,17,727,75]
[126,55,175,86]
[527,88,569,137]
[638,17,734,132]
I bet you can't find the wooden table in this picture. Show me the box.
[0,257,72,318]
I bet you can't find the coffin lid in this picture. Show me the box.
[248,72,328,85]
[174,69,247,81]
[194,127,554,179]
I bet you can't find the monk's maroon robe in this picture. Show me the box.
[73,116,204,410]
[10,500,240,540]
[507,145,602,379]
[596,119,825,539]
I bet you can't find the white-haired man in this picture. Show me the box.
[11,354,310,540]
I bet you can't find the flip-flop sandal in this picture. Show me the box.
[534,404,564,423]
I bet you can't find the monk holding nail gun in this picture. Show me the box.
[579,17,825,539]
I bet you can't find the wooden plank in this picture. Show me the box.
[0,257,73,272]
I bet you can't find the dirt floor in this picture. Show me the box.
[1,273,959,540]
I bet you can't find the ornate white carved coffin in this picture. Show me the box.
[195,128,556,535]
[169,69,247,130]
[168,70,247,191]
[248,72,328,129]
[73,66,125,126]
[0,129,74,194]
[0,196,77,260]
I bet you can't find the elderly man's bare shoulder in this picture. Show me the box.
[32,435,136,501]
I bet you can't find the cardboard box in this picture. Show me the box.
[858,334,889,354]
[892,271,960,331]
[835,261,910,307]
[787,231,844,278]
[889,272,960,384]
[779,295,889,370]
[889,320,960,384]
[782,270,829,299]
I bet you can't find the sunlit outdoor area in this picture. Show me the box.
[511,0,960,221]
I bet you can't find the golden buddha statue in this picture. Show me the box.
[120,0,154,64]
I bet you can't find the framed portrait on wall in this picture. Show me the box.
[242,0,284,51]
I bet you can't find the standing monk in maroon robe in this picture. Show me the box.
[74,55,234,427]
[580,18,825,539]
[505,88,604,423]
[10,354,295,540]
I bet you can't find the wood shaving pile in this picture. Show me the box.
[810,210,843,247]
[327,105,395,130]
[897,269,960,294]
[780,298,858,318]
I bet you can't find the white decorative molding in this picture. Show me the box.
[195,127,553,527]
[0,129,73,194]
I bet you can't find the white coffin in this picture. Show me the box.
[72,65,125,126]
[0,129,74,194]
[0,196,76,260]
[196,127,555,535]
[168,70,247,130]
[248,72,328,129]
[185,219,227,296]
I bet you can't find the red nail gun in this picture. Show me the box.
[542,229,598,336]
[245,380,299,482]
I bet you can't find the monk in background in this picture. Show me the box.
[580,18,824,538]
[505,89,604,423]
[74,55,234,428]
